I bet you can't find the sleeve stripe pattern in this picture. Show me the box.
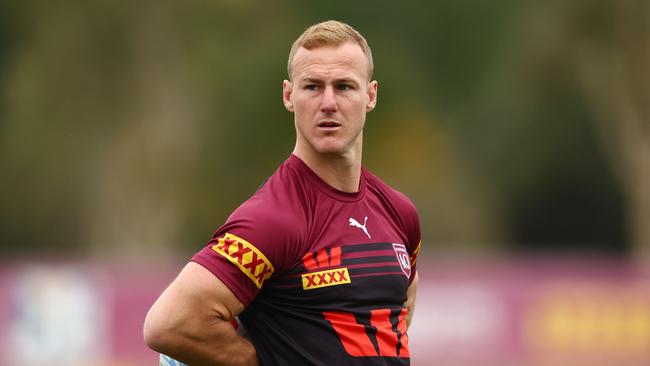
[410,241,421,268]
[210,232,275,288]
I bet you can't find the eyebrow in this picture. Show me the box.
[301,78,324,84]
[301,77,360,86]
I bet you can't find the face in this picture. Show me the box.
[283,42,378,159]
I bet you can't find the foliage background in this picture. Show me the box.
[0,0,646,260]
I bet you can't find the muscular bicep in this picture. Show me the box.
[144,262,245,349]
[404,272,418,328]
[172,262,244,321]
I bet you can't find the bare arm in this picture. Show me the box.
[143,262,259,366]
[404,272,418,328]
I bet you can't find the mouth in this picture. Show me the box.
[317,121,342,129]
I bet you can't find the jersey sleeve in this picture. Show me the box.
[390,188,421,286]
[192,189,306,306]
[405,203,421,285]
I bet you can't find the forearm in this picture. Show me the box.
[146,314,258,366]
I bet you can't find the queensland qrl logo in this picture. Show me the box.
[302,268,351,290]
[211,233,274,288]
[392,243,411,278]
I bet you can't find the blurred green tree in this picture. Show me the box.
[0,0,641,260]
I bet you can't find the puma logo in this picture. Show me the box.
[349,216,371,239]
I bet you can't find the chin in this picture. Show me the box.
[298,134,357,157]
[313,147,346,156]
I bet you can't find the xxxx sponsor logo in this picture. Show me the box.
[302,268,351,290]
[211,233,274,288]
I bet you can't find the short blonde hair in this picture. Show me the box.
[287,20,374,81]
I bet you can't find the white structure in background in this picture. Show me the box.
[4,265,109,366]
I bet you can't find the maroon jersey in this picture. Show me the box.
[193,154,421,365]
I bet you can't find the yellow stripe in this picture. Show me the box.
[211,232,274,288]
[411,241,421,266]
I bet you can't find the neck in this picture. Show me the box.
[292,144,363,193]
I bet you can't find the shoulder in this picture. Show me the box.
[232,157,310,223]
[229,158,310,233]
[193,158,313,302]
[364,168,421,253]
[215,157,314,265]
[364,168,419,222]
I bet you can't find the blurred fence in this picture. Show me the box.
[0,255,648,366]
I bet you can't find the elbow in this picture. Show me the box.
[143,307,172,353]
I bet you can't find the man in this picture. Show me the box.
[144,20,421,366]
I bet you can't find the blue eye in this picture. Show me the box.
[305,85,318,90]
[338,84,352,90]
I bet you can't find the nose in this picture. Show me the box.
[320,86,337,113]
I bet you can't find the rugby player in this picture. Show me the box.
[144,20,421,365]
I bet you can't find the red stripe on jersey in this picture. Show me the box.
[315,249,329,268]
[396,308,410,357]
[351,272,406,279]
[344,249,396,259]
[371,309,398,356]
[346,261,401,270]
[330,247,342,266]
[302,252,318,271]
[323,311,377,357]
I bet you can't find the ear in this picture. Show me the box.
[366,80,378,112]
[283,80,294,112]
